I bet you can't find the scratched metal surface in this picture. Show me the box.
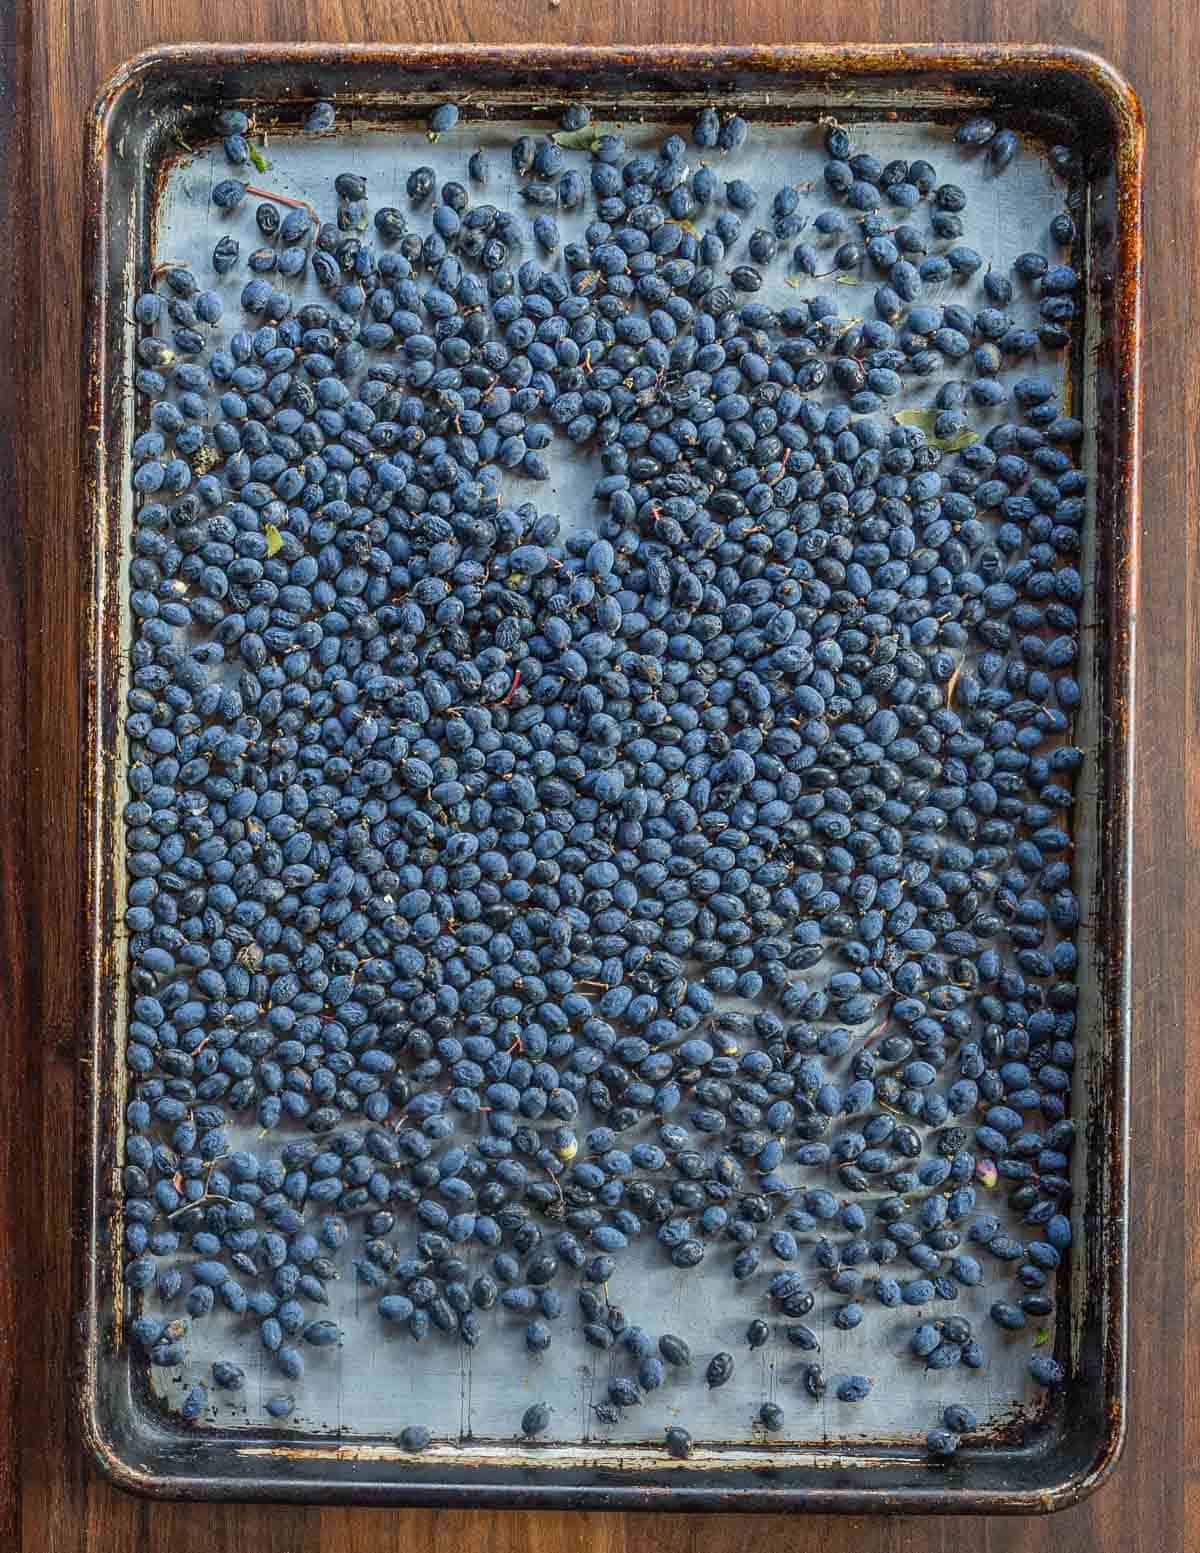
[125,111,1096,1452]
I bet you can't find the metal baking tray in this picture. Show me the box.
[79,44,1142,1512]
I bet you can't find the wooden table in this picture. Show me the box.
[1,1,1192,1549]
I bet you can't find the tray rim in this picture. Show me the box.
[77,41,1143,1514]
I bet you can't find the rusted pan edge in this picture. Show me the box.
[75,43,1143,1514]
[78,44,138,1498]
[86,40,1141,95]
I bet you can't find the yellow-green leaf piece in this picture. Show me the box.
[894,409,941,431]
[551,125,606,151]
[933,428,980,451]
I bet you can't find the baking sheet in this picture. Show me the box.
[80,45,1140,1511]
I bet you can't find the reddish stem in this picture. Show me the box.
[243,184,319,227]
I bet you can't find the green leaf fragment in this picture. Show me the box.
[894,409,941,430]
[1034,1328,1051,1347]
[892,407,978,451]
[551,125,606,151]
[248,143,270,174]
[263,523,283,557]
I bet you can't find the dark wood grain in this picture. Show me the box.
[6,0,1195,1549]
[0,0,29,1547]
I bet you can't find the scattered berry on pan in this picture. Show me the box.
[429,103,460,138]
[1029,1356,1066,1388]
[665,1425,693,1458]
[659,1335,691,1368]
[954,117,997,147]
[522,1403,551,1437]
[705,1353,734,1389]
[179,1382,208,1422]
[304,101,336,133]
[211,1361,244,1391]
[989,129,1019,170]
[942,1403,978,1433]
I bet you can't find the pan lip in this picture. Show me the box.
[87,43,1145,141]
[77,42,1140,1512]
[89,40,1142,92]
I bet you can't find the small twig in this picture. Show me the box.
[167,1193,233,1219]
[945,656,964,708]
[203,1153,231,1196]
[243,184,319,228]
